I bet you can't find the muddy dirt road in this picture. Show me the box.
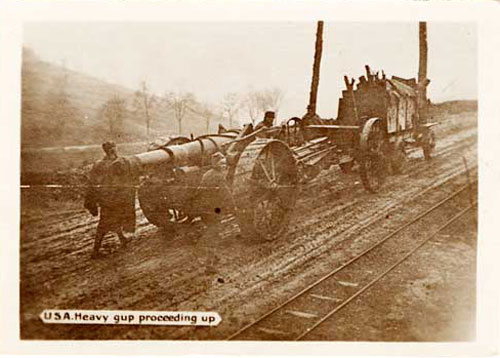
[20,110,477,340]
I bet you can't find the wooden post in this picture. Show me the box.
[418,22,428,124]
[306,21,324,117]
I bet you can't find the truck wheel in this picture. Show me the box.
[359,118,388,193]
[232,140,298,241]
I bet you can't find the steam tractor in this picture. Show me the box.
[117,21,437,241]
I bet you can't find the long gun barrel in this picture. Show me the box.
[120,134,236,175]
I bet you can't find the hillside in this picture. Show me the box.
[21,48,226,149]
[429,100,477,116]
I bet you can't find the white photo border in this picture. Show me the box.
[1,0,498,356]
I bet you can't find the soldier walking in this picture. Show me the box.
[192,152,235,272]
[84,141,137,258]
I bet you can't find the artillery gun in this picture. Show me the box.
[118,21,437,240]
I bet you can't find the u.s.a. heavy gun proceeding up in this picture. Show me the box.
[113,21,436,241]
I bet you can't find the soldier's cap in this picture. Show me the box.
[264,111,275,118]
[102,141,116,153]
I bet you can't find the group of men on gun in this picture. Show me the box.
[84,111,276,259]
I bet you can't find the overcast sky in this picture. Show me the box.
[24,22,476,121]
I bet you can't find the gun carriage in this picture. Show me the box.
[117,21,437,241]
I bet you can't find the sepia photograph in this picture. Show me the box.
[1,1,498,355]
[17,19,480,342]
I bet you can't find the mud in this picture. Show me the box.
[306,209,477,341]
[20,110,477,340]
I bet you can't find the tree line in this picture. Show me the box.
[21,47,284,146]
[101,81,284,142]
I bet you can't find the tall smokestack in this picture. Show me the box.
[418,22,428,123]
[306,21,324,117]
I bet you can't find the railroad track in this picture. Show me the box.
[226,180,477,341]
[160,164,478,340]
[215,163,477,300]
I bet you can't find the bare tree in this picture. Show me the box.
[259,87,283,114]
[195,103,215,133]
[101,96,126,140]
[133,81,157,140]
[242,91,261,125]
[242,87,284,125]
[221,92,240,128]
[164,91,196,135]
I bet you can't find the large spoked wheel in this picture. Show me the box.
[391,138,407,174]
[235,140,298,241]
[422,129,436,160]
[138,177,190,231]
[139,137,193,230]
[359,118,388,193]
[138,177,171,229]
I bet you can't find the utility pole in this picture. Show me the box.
[306,21,324,117]
[418,22,429,124]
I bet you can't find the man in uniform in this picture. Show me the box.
[195,152,234,225]
[254,111,275,131]
[192,152,235,272]
[84,141,137,258]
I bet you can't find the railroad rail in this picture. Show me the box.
[295,204,474,340]
[226,180,477,340]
